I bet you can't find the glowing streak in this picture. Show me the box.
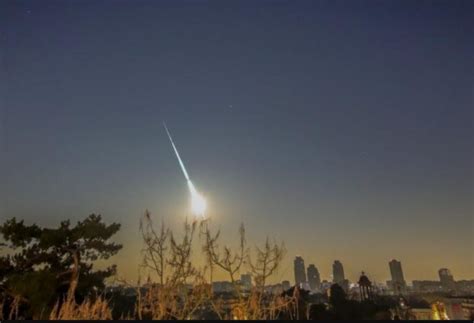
[163,122,207,217]
[163,122,190,181]
[188,181,207,218]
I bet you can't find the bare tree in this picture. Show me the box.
[202,220,292,320]
[249,237,285,293]
[139,211,293,320]
[138,211,211,320]
[140,210,169,285]
[202,222,247,297]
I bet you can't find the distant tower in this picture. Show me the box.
[333,260,349,292]
[389,259,407,294]
[307,264,321,291]
[438,268,455,292]
[333,260,345,284]
[358,272,373,301]
[294,256,307,287]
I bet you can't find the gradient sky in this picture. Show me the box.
[1,0,473,284]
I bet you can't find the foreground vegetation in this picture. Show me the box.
[0,212,394,320]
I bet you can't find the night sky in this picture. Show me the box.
[1,0,473,283]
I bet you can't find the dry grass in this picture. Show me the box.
[49,295,112,320]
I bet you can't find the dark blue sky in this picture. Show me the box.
[1,0,473,282]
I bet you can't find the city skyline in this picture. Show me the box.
[289,256,471,293]
[1,0,473,284]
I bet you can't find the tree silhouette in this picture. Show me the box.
[0,214,121,319]
[329,283,346,308]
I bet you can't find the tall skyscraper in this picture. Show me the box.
[439,268,455,292]
[333,260,345,284]
[294,256,306,286]
[389,259,407,293]
[307,264,321,291]
[332,260,349,292]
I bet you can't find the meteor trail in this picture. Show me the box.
[163,122,207,217]
[163,122,190,181]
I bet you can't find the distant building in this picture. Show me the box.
[461,298,474,320]
[240,273,252,291]
[282,280,291,291]
[332,260,349,292]
[358,272,373,301]
[212,281,234,293]
[412,280,443,293]
[320,280,332,293]
[439,268,456,292]
[307,264,321,291]
[441,297,473,320]
[333,260,345,284]
[294,256,307,287]
[301,281,311,291]
[388,259,407,294]
[263,283,284,295]
[455,280,474,294]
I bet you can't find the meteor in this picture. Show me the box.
[163,122,207,218]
